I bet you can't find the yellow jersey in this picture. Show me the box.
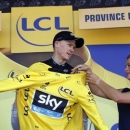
[0,63,109,130]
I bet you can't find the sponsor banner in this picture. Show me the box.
[74,11,130,44]
[0,13,10,48]
[0,8,130,49]
[11,6,73,53]
[79,6,130,29]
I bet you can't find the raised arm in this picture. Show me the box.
[87,71,130,103]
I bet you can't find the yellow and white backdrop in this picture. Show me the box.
[0,2,130,130]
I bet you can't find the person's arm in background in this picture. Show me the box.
[71,64,130,103]
[86,70,130,103]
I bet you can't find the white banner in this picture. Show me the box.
[79,6,130,29]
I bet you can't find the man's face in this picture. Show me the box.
[125,58,130,80]
[56,40,76,61]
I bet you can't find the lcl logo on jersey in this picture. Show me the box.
[58,86,73,98]
[31,90,68,118]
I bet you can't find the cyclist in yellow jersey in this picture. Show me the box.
[11,31,85,130]
[5,31,109,130]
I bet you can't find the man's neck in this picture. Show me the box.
[52,56,66,65]
[52,53,66,65]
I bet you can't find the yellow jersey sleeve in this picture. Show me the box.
[0,63,50,92]
[77,86,109,130]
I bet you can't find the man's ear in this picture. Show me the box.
[54,41,60,48]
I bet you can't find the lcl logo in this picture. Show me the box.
[16,14,69,46]
[58,86,73,98]
[21,17,69,31]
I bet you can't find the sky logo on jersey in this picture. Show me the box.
[31,90,68,118]
[11,6,73,53]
